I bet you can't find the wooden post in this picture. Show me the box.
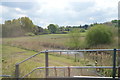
[45,51,49,78]
[101,52,103,66]
[96,51,98,66]
[54,67,57,77]
[100,52,102,72]
[81,69,82,75]
[75,54,76,62]
[77,53,79,62]
[83,51,86,63]
[95,51,98,72]
[64,68,66,77]
[68,67,70,77]
[93,52,95,60]
[60,52,62,56]
[67,52,69,59]
[15,64,19,79]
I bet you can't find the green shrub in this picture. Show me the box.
[67,29,81,49]
[80,28,85,32]
[86,24,113,47]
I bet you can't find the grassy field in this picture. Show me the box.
[3,33,118,52]
[2,33,118,78]
[2,45,90,78]
[3,34,70,51]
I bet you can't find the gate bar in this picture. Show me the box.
[21,66,118,78]
[45,50,49,78]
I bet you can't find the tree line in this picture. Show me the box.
[2,17,37,37]
[1,17,119,37]
[1,17,89,37]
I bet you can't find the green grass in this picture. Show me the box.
[2,33,118,77]
[2,33,87,52]
[3,34,70,51]
[2,45,87,78]
[3,33,117,52]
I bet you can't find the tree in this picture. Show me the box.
[38,26,43,33]
[2,17,37,37]
[59,26,65,32]
[86,24,113,47]
[58,26,65,33]
[83,24,89,29]
[47,24,58,33]
[111,20,119,27]
[32,25,39,35]
[19,17,35,32]
[67,29,81,50]
[111,20,118,23]
[79,25,82,28]
[2,19,24,37]
[65,26,71,31]
[43,28,50,34]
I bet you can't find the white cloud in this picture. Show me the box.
[15,8,21,11]
[1,5,9,13]
[1,5,27,22]
[15,8,26,13]
[1,0,119,28]
[89,17,95,21]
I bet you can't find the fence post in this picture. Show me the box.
[64,68,66,77]
[112,49,116,79]
[68,67,70,77]
[15,64,19,79]
[74,54,76,62]
[45,50,49,78]
[54,67,57,77]
[95,51,98,66]
[67,52,69,59]
[60,52,62,56]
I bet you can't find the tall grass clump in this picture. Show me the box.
[67,29,81,50]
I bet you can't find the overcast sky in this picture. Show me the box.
[0,0,119,28]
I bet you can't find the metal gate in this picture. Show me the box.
[15,49,120,79]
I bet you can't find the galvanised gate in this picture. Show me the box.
[14,49,120,79]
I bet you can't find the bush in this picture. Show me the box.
[80,28,85,32]
[86,25,113,47]
[67,29,81,49]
